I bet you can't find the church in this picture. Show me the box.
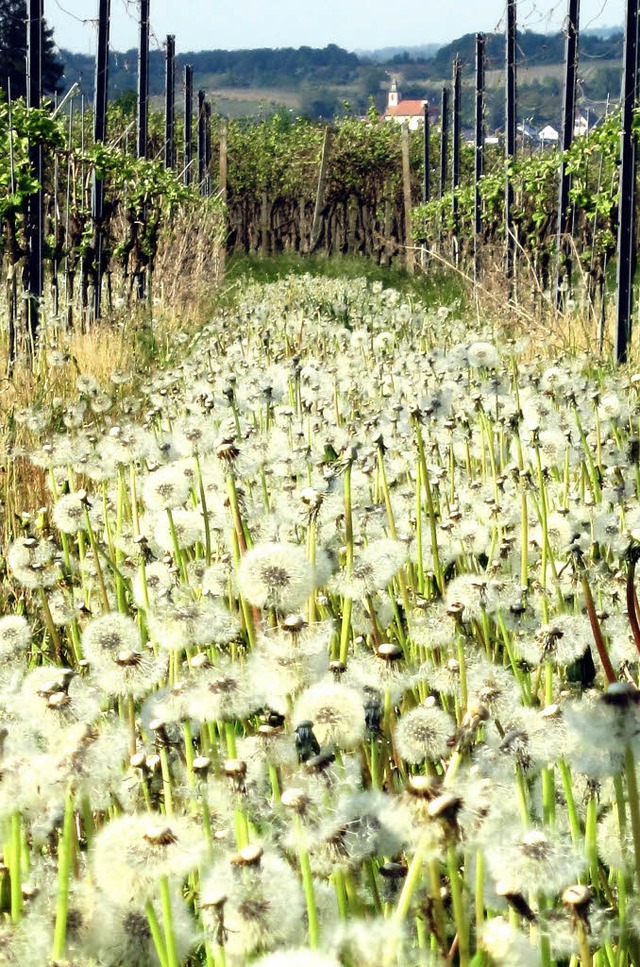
[381,78,427,130]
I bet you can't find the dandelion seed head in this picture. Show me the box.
[480,916,539,967]
[293,680,365,749]
[142,462,192,511]
[91,814,204,904]
[0,615,31,661]
[237,542,317,612]
[7,537,58,589]
[341,539,407,599]
[201,847,305,959]
[394,703,454,764]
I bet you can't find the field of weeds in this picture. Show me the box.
[0,271,638,966]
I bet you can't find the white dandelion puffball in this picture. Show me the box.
[237,542,317,612]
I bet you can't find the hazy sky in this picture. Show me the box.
[46,0,625,54]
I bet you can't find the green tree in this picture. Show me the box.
[0,0,64,99]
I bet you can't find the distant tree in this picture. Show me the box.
[0,0,64,99]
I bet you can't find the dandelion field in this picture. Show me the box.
[2,271,640,966]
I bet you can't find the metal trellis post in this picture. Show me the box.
[92,0,111,321]
[556,0,580,307]
[615,0,640,363]
[184,65,193,186]
[474,32,486,282]
[505,0,517,285]
[165,34,176,169]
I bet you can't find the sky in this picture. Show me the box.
[46,0,626,55]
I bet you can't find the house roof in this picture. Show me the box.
[384,100,425,117]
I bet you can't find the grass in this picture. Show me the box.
[222,251,470,311]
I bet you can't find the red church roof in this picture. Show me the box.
[384,100,425,118]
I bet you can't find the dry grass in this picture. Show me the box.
[0,207,226,542]
[415,240,626,365]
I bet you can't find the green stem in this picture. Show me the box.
[51,787,75,961]
[9,812,22,923]
[146,898,169,967]
[558,760,582,848]
[195,453,212,565]
[296,815,319,946]
[160,874,179,967]
[448,845,469,967]
[625,743,640,892]
[413,417,444,595]
[39,587,63,662]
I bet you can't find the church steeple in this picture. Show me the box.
[388,77,400,108]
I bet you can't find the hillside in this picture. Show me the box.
[57,28,624,125]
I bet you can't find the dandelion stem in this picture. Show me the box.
[226,471,249,555]
[541,765,556,829]
[9,812,22,923]
[413,416,444,595]
[333,865,348,919]
[224,721,237,759]
[51,787,75,961]
[626,544,640,657]
[576,920,594,967]
[146,898,169,967]
[558,761,582,848]
[338,597,353,665]
[394,833,430,922]
[475,848,484,933]
[338,456,355,665]
[160,874,179,967]
[624,743,640,891]
[194,453,212,565]
[39,587,63,662]
[295,815,319,946]
[585,791,599,888]
[159,745,174,817]
[448,845,470,967]
[166,507,189,585]
[83,508,111,612]
[127,693,137,757]
[578,561,616,685]
[515,764,530,829]
[376,444,410,616]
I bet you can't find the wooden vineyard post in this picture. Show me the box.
[423,101,430,203]
[474,33,485,284]
[25,0,43,358]
[401,124,414,274]
[91,0,111,322]
[505,0,517,291]
[219,118,228,274]
[184,65,193,186]
[164,35,176,170]
[310,126,331,253]
[219,119,228,203]
[205,101,212,196]
[421,101,430,268]
[556,0,580,307]
[198,90,206,192]
[261,191,270,257]
[615,0,640,364]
